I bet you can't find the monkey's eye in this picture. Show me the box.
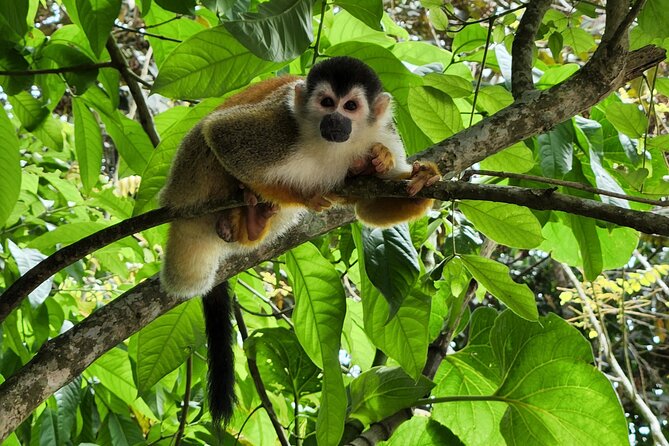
[344,100,357,111]
[320,97,335,107]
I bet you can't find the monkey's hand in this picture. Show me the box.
[349,143,395,176]
[407,161,441,197]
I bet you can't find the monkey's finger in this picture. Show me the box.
[243,188,259,206]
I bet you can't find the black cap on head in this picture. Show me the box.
[306,56,383,105]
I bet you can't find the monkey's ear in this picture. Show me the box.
[373,92,392,118]
[294,81,307,108]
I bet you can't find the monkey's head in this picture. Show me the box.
[294,56,392,143]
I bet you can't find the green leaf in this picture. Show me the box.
[55,378,83,445]
[155,0,196,14]
[223,0,313,62]
[335,0,383,31]
[85,347,137,405]
[8,91,49,131]
[7,240,52,307]
[433,308,506,446]
[408,86,463,143]
[28,222,109,253]
[475,85,513,114]
[0,0,28,41]
[136,299,206,392]
[638,0,669,39]
[605,102,646,139]
[134,98,220,214]
[362,225,420,320]
[98,412,145,446]
[144,5,206,67]
[245,327,321,398]
[460,255,538,320]
[40,42,98,94]
[0,46,33,95]
[349,366,435,425]
[492,312,628,446]
[567,214,603,281]
[538,121,574,178]
[31,408,58,446]
[380,417,463,446]
[480,142,534,173]
[329,10,394,48]
[537,63,579,88]
[152,26,283,99]
[285,243,347,446]
[459,201,543,249]
[560,26,595,53]
[72,97,103,193]
[452,23,488,53]
[0,108,21,227]
[353,225,431,379]
[423,72,473,98]
[74,0,122,57]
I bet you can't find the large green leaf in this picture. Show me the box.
[0,46,33,95]
[134,98,220,214]
[0,108,21,228]
[136,299,206,392]
[155,0,196,14]
[538,121,574,178]
[638,0,669,39]
[349,366,434,425]
[353,224,431,379]
[329,10,394,48]
[362,225,420,320]
[152,26,283,99]
[459,201,543,249]
[27,222,109,253]
[334,0,383,31]
[74,0,122,57]
[85,347,137,405]
[72,97,103,193]
[98,413,145,446]
[567,214,603,281]
[285,243,347,446]
[480,142,534,173]
[492,312,627,446]
[40,42,98,94]
[0,0,28,41]
[379,417,463,446]
[55,378,83,445]
[423,72,473,98]
[460,255,538,321]
[223,0,313,62]
[8,91,49,132]
[433,308,506,446]
[605,102,646,139]
[408,86,463,143]
[245,327,321,398]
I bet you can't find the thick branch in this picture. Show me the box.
[511,0,553,97]
[0,208,355,440]
[421,45,666,176]
[106,36,160,147]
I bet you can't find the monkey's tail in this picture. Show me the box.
[202,281,237,426]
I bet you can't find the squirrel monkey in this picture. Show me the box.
[159,56,440,424]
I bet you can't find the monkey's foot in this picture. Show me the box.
[370,142,395,174]
[407,161,441,197]
[216,210,239,242]
[305,194,333,212]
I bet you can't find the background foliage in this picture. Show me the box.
[0,0,668,445]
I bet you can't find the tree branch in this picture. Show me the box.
[233,302,291,446]
[106,35,161,147]
[0,62,115,76]
[0,208,355,440]
[511,0,553,97]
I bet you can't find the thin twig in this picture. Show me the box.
[113,23,183,43]
[174,355,193,446]
[232,301,290,446]
[0,62,114,76]
[466,169,668,207]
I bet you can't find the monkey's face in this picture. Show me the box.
[309,85,371,143]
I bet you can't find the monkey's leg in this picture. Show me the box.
[161,214,224,297]
[407,161,441,197]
